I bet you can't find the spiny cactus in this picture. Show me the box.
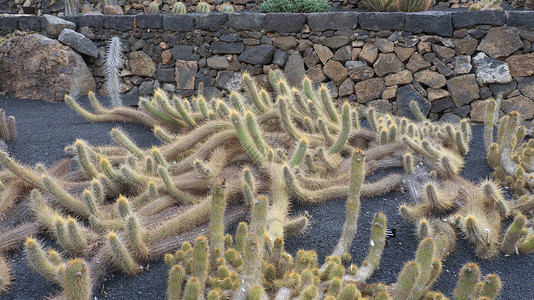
[0,255,11,294]
[196,1,210,13]
[218,2,234,12]
[147,1,159,13]
[172,1,186,14]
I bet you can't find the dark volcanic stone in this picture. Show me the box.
[307,12,358,31]
[238,45,275,64]
[452,11,505,29]
[195,14,227,31]
[358,12,405,31]
[162,15,195,32]
[507,11,534,31]
[227,13,265,31]
[135,14,162,29]
[265,13,306,33]
[211,42,244,54]
[172,45,200,61]
[103,16,134,31]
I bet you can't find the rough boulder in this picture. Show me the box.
[0,33,95,102]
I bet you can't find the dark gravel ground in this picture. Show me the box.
[0,93,533,299]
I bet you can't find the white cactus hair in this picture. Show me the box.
[104,36,124,107]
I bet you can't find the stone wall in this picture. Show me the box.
[1,11,534,122]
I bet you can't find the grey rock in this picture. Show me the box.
[480,86,493,99]
[204,86,222,100]
[195,14,227,31]
[77,15,104,29]
[163,15,195,32]
[139,80,155,96]
[452,11,506,29]
[172,45,200,61]
[215,71,239,90]
[507,11,534,31]
[58,29,98,57]
[227,13,265,31]
[489,81,517,97]
[0,16,18,31]
[431,97,456,113]
[265,13,306,33]
[130,39,146,52]
[373,53,403,77]
[238,45,275,65]
[453,105,471,118]
[175,60,197,90]
[211,42,244,54]
[396,84,431,120]
[338,78,354,97]
[477,25,523,59]
[207,56,229,70]
[453,55,472,75]
[374,38,394,53]
[332,46,352,64]
[103,16,134,31]
[284,52,306,87]
[518,76,534,99]
[273,50,288,67]
[307,12,358,31]
[43,14,76,39]
[136,14,162,29]
[321,35,350,50]
[157,68,175,83]
[472,52,512,84]
[433,58,454,77]
[359,12,405,31]
[220,34,239,43]
[405,11,453,37]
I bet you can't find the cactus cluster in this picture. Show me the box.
[218,3,235,13]
[0,69,529,298]
[0,108,16,142]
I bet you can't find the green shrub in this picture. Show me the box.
[260,0,331,13]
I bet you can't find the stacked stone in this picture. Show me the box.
[1,11,534,122]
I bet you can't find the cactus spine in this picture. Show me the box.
[172,1,187,14]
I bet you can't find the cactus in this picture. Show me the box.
[0,255,12,294]
[172,1,187,14]
[104,37,124,107]
[64,0,80,16]
[218,2,234,12]
[196,1,210,13]
[147,1,159,13]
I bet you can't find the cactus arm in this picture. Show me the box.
[483,99,497,153]
[454,263,481,300]
[245,111,267,156]
[319,85,340,124]
[501,213,526,255]
[409,100,427,121]
[167,265,184,299]
[391,261,419,300]
[328,102,352,154]
[24,238,61,284]
[231,111,264,165]
[173,95,197,128]
[209,182,227,262]
[63,259,91,300]
[289,138,308,167]
[329,150,364,260]
[349,212,387,282]
[242,73,267,113]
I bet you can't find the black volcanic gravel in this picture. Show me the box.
[0,94,532,300]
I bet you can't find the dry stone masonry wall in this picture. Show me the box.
[1,11,534,122]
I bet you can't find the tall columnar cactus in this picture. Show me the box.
[0,109,16,142]
[0,255,11,294]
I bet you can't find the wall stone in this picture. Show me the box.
[1,11,534,122]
